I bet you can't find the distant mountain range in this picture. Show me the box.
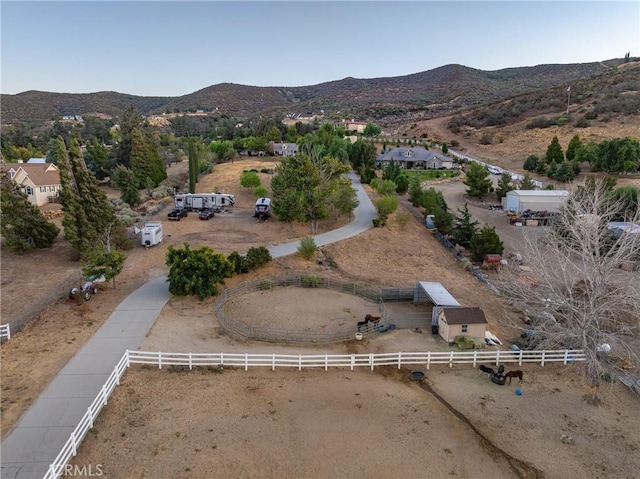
[0,59,631,125]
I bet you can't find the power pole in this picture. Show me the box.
[566,86,571,115]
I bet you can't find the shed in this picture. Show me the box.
[413,282,460,325]
[503,190,569,213]
[437,307,487,344]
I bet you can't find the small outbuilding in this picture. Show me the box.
[503,190,569,213]
[437,307,488,344]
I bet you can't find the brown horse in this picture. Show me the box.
[505,370,524,384]
[365,314,381,323]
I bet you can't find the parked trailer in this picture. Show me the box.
[141,222,164,247]
[254,197,271,221]
[174,193,235,211]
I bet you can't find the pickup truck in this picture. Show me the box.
[167,207,188,221]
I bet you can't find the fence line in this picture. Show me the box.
[44,347,584,478]
[0,323,11,342]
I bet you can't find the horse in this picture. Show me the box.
[364,314,381,323]
[478,365,494,375]
[505,370,524,384]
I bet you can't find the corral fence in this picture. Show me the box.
[215,275,386,344]
[0,323,11,343]
[45,347,585,478]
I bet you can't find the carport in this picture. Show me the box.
[413,282,461,326]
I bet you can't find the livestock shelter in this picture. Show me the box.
[413,282,461,326]
[437,307,487,344]
[503,190,570,213]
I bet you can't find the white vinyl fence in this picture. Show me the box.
[44,348,585,478]
[0,323,11,342]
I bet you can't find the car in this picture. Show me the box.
[488,166,503,175]
[167,207,188,221]
[198,209,215,220]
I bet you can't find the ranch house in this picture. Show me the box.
[437,307,487,344]
[270,142,299,157]
[376,147,453,170]
[4,161,61,206]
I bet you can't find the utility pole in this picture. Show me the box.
[566,86,571,115]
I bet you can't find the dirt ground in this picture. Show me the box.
[3,158,640,479]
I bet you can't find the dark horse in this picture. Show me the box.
[478,364,494,375]
[357,314,382,332]
[505,370,524,384]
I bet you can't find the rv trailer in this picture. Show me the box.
[174,193,235,211]
[254,197,271,221]
[141,222,164,247]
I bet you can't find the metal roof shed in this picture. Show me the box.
[414,282,461,325]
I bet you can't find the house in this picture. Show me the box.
[502,190,570,213]
[5,162,61,206]
[270,142,299,157]
[342,119,367,134]
[376,147,453,170]
[437,307,487,344]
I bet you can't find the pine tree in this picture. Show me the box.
[188,137,198,194]
[114,105,144,168]
[453,203,479,249]
[0,169,59,252]
[555,161,576,183]
[495,172,514,200]
[470,224,504,261]
[545,136,564,164]
[565,135,582,162]
[462,162,492,198]
[520,174,537,190]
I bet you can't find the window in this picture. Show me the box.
[40,186,47,193]
[461,325,468,333]
[25,186,33,195]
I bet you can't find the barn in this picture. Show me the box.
[503,190,570,213]
[437,307,487,344]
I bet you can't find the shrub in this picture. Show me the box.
[245,246,272,270]
[297,236,317,260]
[260,168,273,174]
[255,185,268,198]
[301,274,322,288]
[227,251,249,274]
[259,280,273,290]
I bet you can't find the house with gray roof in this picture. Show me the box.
[270,142,299,157]
[376,147,453,170]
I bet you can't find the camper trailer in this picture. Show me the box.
[174,193,235,211]
[254,197,271,221]
[141,222,164,247]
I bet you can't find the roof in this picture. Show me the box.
[377,147,451,164]
[27,158,47,163]
[507,190,569,197]
[608,222,640,234]
[13,163,60,186]
[442,307,487,325]
[416,281,461,307]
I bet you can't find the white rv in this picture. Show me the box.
[254,197,271,220]
[141,222,164,247]
[174,193,235,211]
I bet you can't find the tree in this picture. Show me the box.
[240,171,261,191]
[347,140,376,171]
[498,180,640,403]
[112,165,141,206]
[0,169,59,252]
[555,161,576,183]
[470,224,504,261]
[441,143,448,155]
[166,243,234,299]
[520,174,537,190]
[544,136,564,164]
[452,203,478,249]
[82,247,126,289]
[130,128,166,188]
[374,195,399,226]
[523,155,539,172]
[363,123,381,137]
[565,135,582,162]
[408,177,423,206]
[395,174,409,195]
[188,137,198,194]
[255,184,268,198]
[495,172,514,200]
[331,178,359,220]
[463,162,492,198]
[114,105,144,168]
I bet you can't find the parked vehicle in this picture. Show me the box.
[141,222,163,246]
[254,197,271,222]
[69,280,99,302]
[199,209,215,220]
[168,207,188,221]
[174,193,235,212]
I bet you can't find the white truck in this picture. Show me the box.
[174,193,235,211]
[141,222,164,247]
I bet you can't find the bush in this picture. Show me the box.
[227,251,249,274]
[297,236,317,260]
[301,274,322,288]
[245,246,272,270]
[259,280,273,290]
[255,185,268,198]
[260,168,273,174]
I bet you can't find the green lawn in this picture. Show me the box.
[400,169,460,182]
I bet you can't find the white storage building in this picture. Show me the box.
[503,190,570,213]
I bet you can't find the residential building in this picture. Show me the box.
[376,147,453,170]
[270,142,299,157]
[5,162,61,206]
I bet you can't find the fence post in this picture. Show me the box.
[245,353,249,371]
[427,351,431,370]
[88,407,94,429]
[541,350,546,367]
[220,352,224,368]
[71,430,77,456]
[158,351,162,369]
[101,385,108,406]
[398,352,402,369]
[299,354,302,371]
[272,353,276,371]
[6,324,10,340]
[189,352,193,370]
[449,351,454,368]
[325,354,328,371]
[125,350,131,368]
[370,353,374,371]
[472,350,477,367]
[519,350,523,366]
[563,350,568,365]
[350,354,355,371]
[496,350,501,366]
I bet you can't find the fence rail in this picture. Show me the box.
[0,323,11,342]
[44,347,584,478]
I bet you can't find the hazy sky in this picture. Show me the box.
[2,1,639,96]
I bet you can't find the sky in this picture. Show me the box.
[1,1,639,97]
